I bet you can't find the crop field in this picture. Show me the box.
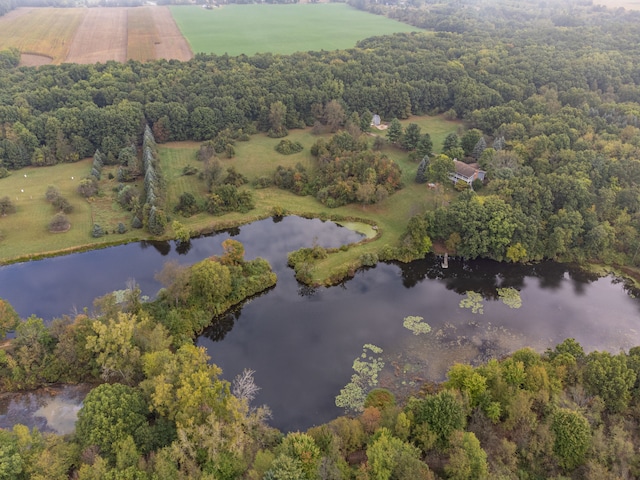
[169,3,421,56]
[0,6,192,65]
[0,8,84,64]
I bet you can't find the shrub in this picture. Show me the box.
[117,223,127,234]
[182,165,198,176]
[254,176,272,188]
[359,252,378,267]
[364,388,396,410]
[52,196,73,214]
[131,216,143,229]
[45,185,61,203]
[77,177,98,198]
[174,192,200,217]
[117,185,137,210]
[0,167,9,178]
[275,139,304,155]
[223,167,248,187]
[0,196,16,215]
[91,224,104,238]
[49,213,70,232]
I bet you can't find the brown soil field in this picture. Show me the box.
[127,7,158,62]
[149,6,192,62]
[0,6,192,65]
[65,8,128,64]
[66,6,191,64]
[20,53,53,67]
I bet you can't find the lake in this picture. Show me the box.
[1,216,639,432]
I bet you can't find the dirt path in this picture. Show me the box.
[150,6,192,62]
[65,8,127,64]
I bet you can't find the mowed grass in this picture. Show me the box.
[0,160,136,263]
[169,3,421,56]
[127,7,158,62]
[0,8,85,63]
[160,115,459,283]
[1,115,459,279]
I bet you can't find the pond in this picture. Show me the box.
[1,216,640,433]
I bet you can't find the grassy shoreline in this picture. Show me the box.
[0,116,457,282]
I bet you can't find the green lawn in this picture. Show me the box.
[0,160,142,263]
[169,3,421,56]
[161,115,459,283]
[1,115,460,281]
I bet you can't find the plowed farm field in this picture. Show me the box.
[0,6,192,66]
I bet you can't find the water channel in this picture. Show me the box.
[1,216,639,433]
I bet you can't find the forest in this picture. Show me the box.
[1,1,640,266]
[3,0,640,478]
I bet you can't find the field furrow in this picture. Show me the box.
[127,7,157,62]
[65,7,128,64]
[149,6,192,62]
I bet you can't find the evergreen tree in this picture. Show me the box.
[386,118,403,144]
[416,133,433,159]
[443,133,460,156]
[472,137,487,159]
[401,123,421,151]
[416,156,429,184]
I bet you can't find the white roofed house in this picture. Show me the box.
[448,160,486,189]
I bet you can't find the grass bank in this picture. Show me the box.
[0,115,459,283]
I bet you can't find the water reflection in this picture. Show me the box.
[0,385,90,435]
[0,216,364,320]
[197,257,640,432]
[1,217,640,433]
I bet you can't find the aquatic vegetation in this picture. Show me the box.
[497,287,522,309]
[403,316,431,335]
[335,344,385,413]
[459,291,484,314]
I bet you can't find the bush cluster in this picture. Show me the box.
[275,139,304,155]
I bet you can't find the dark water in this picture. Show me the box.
[1,216,640,432]
[0,385,91,435]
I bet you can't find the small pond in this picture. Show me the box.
[1,216,640,432]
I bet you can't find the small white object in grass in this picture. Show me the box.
[24,174,27,177]
[71,176,74,180]
[20,189,24,193]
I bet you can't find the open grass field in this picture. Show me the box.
[169,3,421,56]
[0,160,142,263]
[158,115,459,283]
[1,115,459,281]
[0,7,84,64]
[0,6,191,65]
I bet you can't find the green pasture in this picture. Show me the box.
[169,3,421,56]
[161,115,459,283]
[0,160,140,263]
[1,114,459,281]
